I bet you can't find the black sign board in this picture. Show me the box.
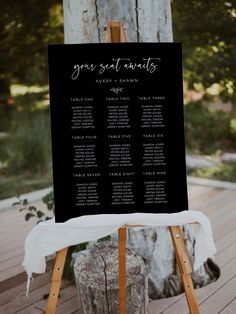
[48,43,188,222]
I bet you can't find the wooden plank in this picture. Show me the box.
[190,190,236,215]
[1,230,34,250]
[0,209,26,221]
[214,202,236,229]
[199,275,236,313]
[0,246,26,263]
[189,188,221,209]
[0,253,24,273]
[220,297,236,313]
[17,284,77,314]
[0,279,71,314]
[0,272,51,306]
[148,294,182,314]
[207,199,236,223]
[214,213,236,241]
[0,272,28,295]
[160,254,236,313]
[0,265,25,284]
[1,238,26,253]
[56,296,80,314]
[211,204,236,229]
[0,217,34,233]
[188,186,219,202]
[216,228,236,253]
[14,307,43,314]
[0,219,35,237]
[198,190,236,217]
[215,241,236,268]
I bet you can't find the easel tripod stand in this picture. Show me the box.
[46,21,200,314]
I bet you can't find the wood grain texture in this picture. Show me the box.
[96,0,137,42]
[46,247,68,314]
[63,0,99,43]
[63,0,173,43]
[138,0,173,42]
[73,241,149,314]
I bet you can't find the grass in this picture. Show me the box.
[0,87,52,200]
[184,100,236,154]
[187,162,236,182]
[0,172,52,200]
[184,100,236,183]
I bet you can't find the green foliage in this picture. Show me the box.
[185,100,236,154]
[14,190,54,223]
[0,90,52,199]
[13,90,48,109]
[42,191,54,211]
[0,107,14,132]
[172,0,236,102]
[0,1,63,84]
[6,110,51,173]
[0,172,52,200]
[187,162,236,182]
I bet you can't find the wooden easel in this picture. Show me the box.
[46,21,200,314]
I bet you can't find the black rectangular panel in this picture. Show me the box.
[48,43,188,222]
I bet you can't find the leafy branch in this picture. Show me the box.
[13,191,54,223]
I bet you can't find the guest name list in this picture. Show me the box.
[48,43,188,222]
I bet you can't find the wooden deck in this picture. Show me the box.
[0,181,236,313]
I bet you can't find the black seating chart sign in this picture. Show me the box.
[48,43,188,222]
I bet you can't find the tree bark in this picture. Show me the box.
[63,0,173,44]
[73,241,149,314]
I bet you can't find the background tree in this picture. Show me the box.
[0,0,63,90]
[172,0,236,114]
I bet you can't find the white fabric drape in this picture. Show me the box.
[23,211,216,295]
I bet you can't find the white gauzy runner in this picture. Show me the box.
[23,210,216,295]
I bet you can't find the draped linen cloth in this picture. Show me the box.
[23,210,216,295]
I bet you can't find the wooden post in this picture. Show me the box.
[118,226,127,314]
[169,226,200,314]
[104,21,128,43]
[45,247,68,314]
[105,22,129,314]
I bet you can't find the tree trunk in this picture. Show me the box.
[73,241,149,314]
[63,0,173,44]
[63,0,220,304]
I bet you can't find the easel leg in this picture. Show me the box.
[45,247,68,314]
[118,226,127,314]
[169,226,200,314]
